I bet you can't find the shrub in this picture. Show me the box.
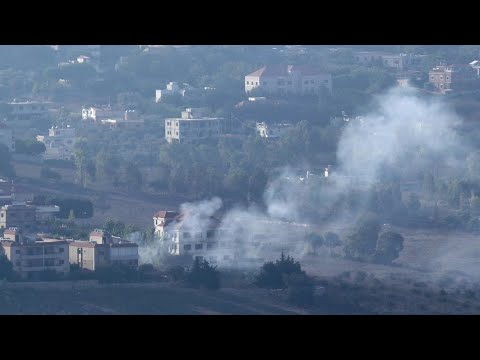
[255,253,305,289]
[0,254,13,280]
[284,273,315,306]
[166,265,186,282]
[96,264,139,284]
[186,258,220,290]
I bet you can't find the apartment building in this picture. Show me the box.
[68,230,139,271]
[8,100,50,121]
[245,65,332,94]
[165,108,223,144]
[0,203,36,230]
[0,228,69,279]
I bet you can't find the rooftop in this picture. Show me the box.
[246,64,328,78]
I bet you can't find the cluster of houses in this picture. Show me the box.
[81,106,144,129]
[0,227,138,280]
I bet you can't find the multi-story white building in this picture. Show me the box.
[0,123,15,152]
[8,101,50,121]
[256,122,292,138]
[245,65,332,95]
[36,126,76,161]
[153,211,220,262]
[0,228,70,279]
[165,108,223,144]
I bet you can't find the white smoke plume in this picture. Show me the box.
[136,86,475,275]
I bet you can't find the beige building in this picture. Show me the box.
[0,204,36,230]
[69,230,139,271]
[0,228,69,279]
[428,64,477,94]
[245,65,332,95]
[153,210,220,262]
[36,126,76,161]
[165,108,223,144]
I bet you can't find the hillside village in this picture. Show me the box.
[2,45,480,313]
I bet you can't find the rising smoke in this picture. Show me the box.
[136,86,475,273]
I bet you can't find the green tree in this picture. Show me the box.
[186,258,220,290]
[284,273,315,306]
[255,253,305,289]
[406,193,421,213]
[304,233,324,255]
[467,151,480,181]
[125,162,142,191]
[344,213,381,262]
[374,231,405,265]
[0,144,15,178]
[0,254,13,280]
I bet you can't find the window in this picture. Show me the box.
[304,80,309,84]
[59,260,64,265]
[176,132,178,136]
[277,79,285,86]
[263,81,268,85]
[1,213,4,217]
[45,259,55,267]
[195,243,203,250]
[431,75,434,80]
[256,82,258,85]
[287,81,292,85]
[446,76,450,80]
[206,242,215,250]
[167,121,170,126]
[246,81,249,85]
[440,76,443,80]
[206,230,215,238]
[195,256,204,261]
[324,80,329,84]
[184,244,191,251]
[59,248,64,253]
[15,249,20,254]
[310,80,314,84]
[15,261,20,266]
[183,232,191,238]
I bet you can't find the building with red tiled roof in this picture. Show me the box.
[153,210,220,260]
[245,64,332,95]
